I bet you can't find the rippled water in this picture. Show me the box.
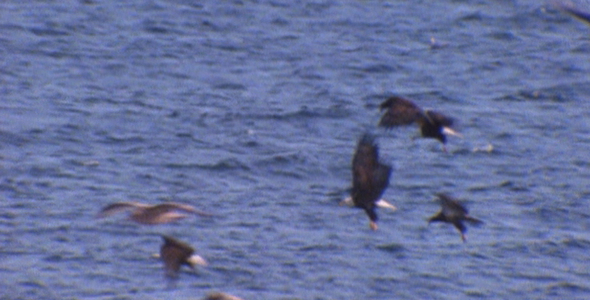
[2,0,590,299]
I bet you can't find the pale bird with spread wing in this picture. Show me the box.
[97,201,211,225]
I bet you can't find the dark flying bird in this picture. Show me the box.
[347,134,393,230]
[378,96,462,151]
[160,235,207,279]
[552,0,590,25]
[96,201,211,225]
[428,193,483,242]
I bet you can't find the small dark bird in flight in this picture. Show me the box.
[378,96,462,152]
[428,193,483,242]
[552,0,590,25]
[160,235,207,279]
[346,134,393,230]
[96,201,211,225]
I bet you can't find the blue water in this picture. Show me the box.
[2,0,590,299]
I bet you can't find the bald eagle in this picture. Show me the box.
[160,235,207,279]
[346,134,393,230]
[428,193,483,242]
[378,96,461,151]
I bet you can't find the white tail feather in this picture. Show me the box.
[442,126,463,138]
[376,199,397,211]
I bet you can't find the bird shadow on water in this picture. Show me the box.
[374,242,406,256]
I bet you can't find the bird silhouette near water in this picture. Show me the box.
[428,193,483,242]
[96,201,212,225]
[346,133,393,230]
[378,96,462,152]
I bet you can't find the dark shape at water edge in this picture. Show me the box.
[203,292,245,300]
[428,193,483,242]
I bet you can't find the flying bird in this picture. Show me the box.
[552,0,590,25]
[96,201,211,225]
[347,134,393,230]
[428,193,483,242]
[378,96,461,151]
[160,235,207,279]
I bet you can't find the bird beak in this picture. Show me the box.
[442,127,462,138]
[187,254,208,268]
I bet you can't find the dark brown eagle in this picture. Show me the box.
[428,193,483,242]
